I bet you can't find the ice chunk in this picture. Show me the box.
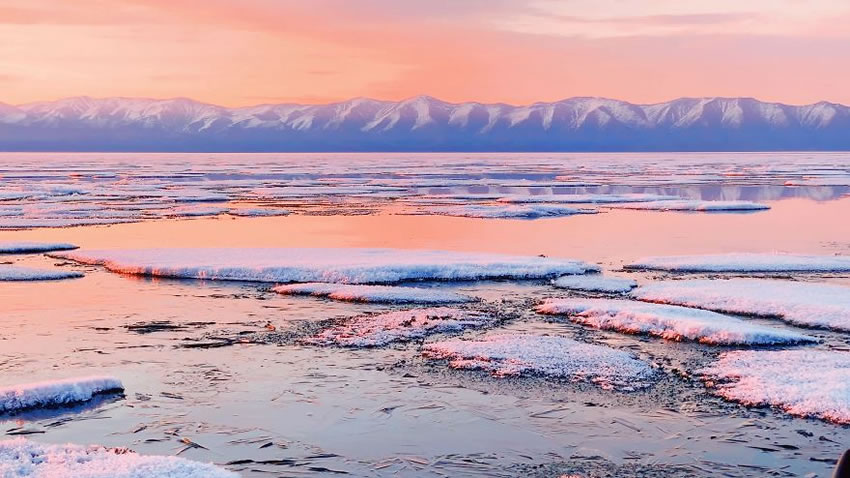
[0,376,123,414]
[0,438,237,477]
[273,283,473,304]
[699,350,850,424]
[537,298,814,345]
[421,204,597,219]
[0,265,83,281]
[498,193,680,204]
[0,242,78,254]
[626,253,850,272]
[632,278,850,331]
[305,307,493,347]
[167,206,227,217]
[226,208,290,217]
[423,333,654,390]
[608,200,769,211]
[552,275,637,293]
[55,248,597,284]
[0,218,136,229]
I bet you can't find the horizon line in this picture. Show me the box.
[5,94,848,110]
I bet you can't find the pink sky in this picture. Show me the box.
[2,0,849,106]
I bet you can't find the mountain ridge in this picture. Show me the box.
[1,95,849,151]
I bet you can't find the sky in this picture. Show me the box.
[1,0,850,107]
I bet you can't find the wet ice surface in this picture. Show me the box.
[1,152,850,477]
[273,283,474,304]
[552,275,637,293]
[606,200,770,212]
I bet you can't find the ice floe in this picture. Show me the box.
[420,204,597,219]
[0,242,78,254]
[423,333,654,390]
[305,308,493,347]
[699,350,850,423]
[626,253,850,272]
[272,283,473,304]
[552,275,637,293]
[0,218,136,229]
[607,200,769,212]
[55,248,597,284]
[226,208,290,217]
[0,438,237,477]
[537,298,815,345]
[0,376,123,414]
[0,265,83,281]
[497,193,680,204]
[632,279,850,331]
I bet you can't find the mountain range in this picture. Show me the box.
[1,95,848,151]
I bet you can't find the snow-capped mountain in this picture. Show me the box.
[1,96,848,151]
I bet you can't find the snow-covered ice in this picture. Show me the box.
[537,298,815,345]
[0,376,123,414]
[632,279,850,331]
[607,200,769,212]
[0,265,83,281]
[420,204,597,219]
[304,307,493,347]
[273,283,473,304]
[226,208,290,217]
[552,275,637,293]
[626,253,850,272]
[497,193,680,204]
[0,242,78,254]
[423,334,654,390]
[699,350,850,424]
[55,248,598,284]
[0,438,237,477]
[0,218,137,229]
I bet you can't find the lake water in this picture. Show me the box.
[1,152,849,477]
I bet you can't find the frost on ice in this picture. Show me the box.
[0,242,78,254]
[0,376,123,414]
[699,349,850,424]
[273,283,473,304]
[305,308,494,347]
[632,279,850,331]
[55,248,598,284]
[418,204,597,219]
[0,265,83,281]
[423,334,654,390]
[536,298,815,345]
[0,438,238,478]
[607,200,769,212]
[626,253,850,272]
[552,275,637,293]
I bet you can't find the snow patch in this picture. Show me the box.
[537,298,815,345]
[0,376,123,414]
[421,204,597,219]
[0,438,237,477]
[305,308,493,347]
[0,242,78,254]
[423,333,654,390]
[552,275,637,293]
[699,350,850,424]
[632,278,850,331]
[55,248,597,284]
[273,283,473,304]
[498,194,679,204]
[607,200,769,212]
[0,265,83,281]
[626,253,850,272]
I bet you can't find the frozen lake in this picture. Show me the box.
[1,152,850,477]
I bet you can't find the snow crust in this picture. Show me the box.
[0,242,78,254]
[632,278,850,331]
[699,350,850,424]
[626,253,850,272]
[608,200,770,211]
[537,298,814,345]
[552,275,637,293]
[497,193,679,204]
[305,308,493,347]
[0,438,238,477]
[423,333,654,390]
[0,376,123,414]
[55,248,597,284]
[0,265,83,281]
[272,283,472,304]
